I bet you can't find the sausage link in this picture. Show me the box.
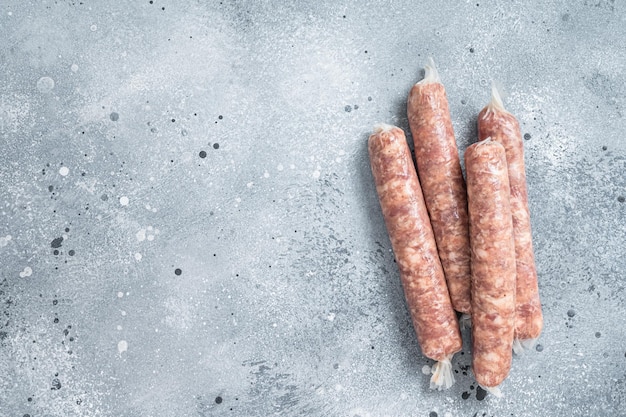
[369,124,462,389]
[478,85,543,348]
[465,139,516,389]
[407,58,472,315]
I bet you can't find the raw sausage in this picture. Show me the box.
[407,58,472,315]
[477,84,543,352]
[465,139,516,394]
[368,123,462,390]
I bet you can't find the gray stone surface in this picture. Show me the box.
[1,1,625,416]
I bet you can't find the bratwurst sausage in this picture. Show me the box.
[369,124,462,390]
[478,85,543,352]
[465,138,516,394]
[407,58,472,315]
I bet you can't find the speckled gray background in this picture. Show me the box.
[1,1,625,416]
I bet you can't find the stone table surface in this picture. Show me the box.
[1,1,625,416]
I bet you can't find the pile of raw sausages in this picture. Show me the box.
[368,59,543,396]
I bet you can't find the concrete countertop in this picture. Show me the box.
[1,1,624,416]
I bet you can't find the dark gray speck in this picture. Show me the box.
[524,133,531,140]
[536,344,544,352]
[51,378,62,390]
[618,196,625,203]
[110,112,119,121]
[567,309,576,317]
[595,332,601,338]
[429,412,438,417]
[68,250,75,256]
[562,13,570,21]
[476,386,487,400]
[101,194,108,201]
[213,143,219,149]
[344,105,352,112]
[51,237,63,248]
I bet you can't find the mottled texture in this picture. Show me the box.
[368,125,461,362]
[408,81,472,314]
[465,140,516,388]
[0,0,624,415]
[479,104,543,342]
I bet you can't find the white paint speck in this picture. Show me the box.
[59,166,69,176]
[277,164,284,171]
[247,182,254,188]
[37,76,55,93]
[263,171,270,178]
[422,365,432,375]
[90,24,97,31]
[147,226,153,231]
[117,291,124,298]
[312,170,321,179]
[121,310,127,316]
[444,413,453,417]
[117,340,128,354]
[134,252,142,261]
[116,325,122,330]
[147,234,154,241]
[290,164,295,169]
[334,384,343,391]
[0,235,12,247]
[327,313,335,321]
[71,64,79,72]
[136,229,146,242]
[119,196,129,206]
[19,266,33,278]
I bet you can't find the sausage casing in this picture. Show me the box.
[369,124,462,388]
[477,85,543,347]
[407,59,472,315]
[465,139,516,389]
